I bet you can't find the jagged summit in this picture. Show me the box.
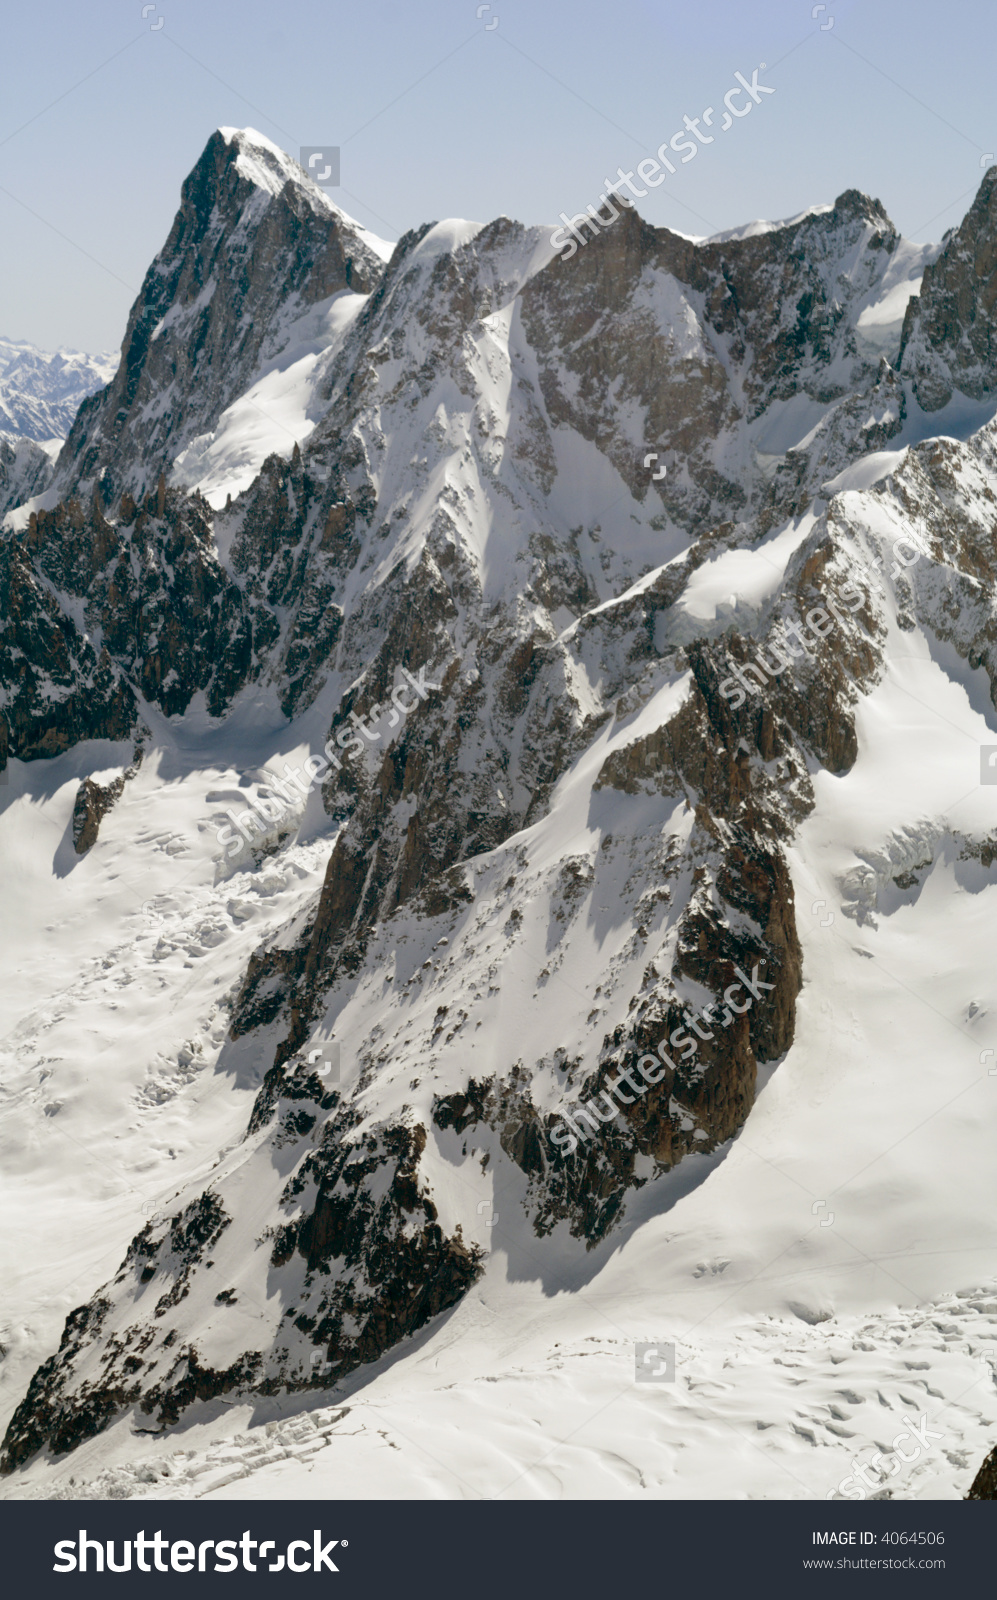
[10,134,948,530]
[48,127,390,503]
[205,127,390,246]
[830,187,892,225]
[217,125,331,203]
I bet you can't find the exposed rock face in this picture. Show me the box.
[267,1112,482,1378]
[0,1298,121,1473]
[52,128,387,504]
[967,1443,997,1498]
[0,1193,235,1472]
[0,532,136,776]
[520,190,932,530]
[71,748,142,853]
[22,484,259,720]
[5,138,997,1470]
[900,167,997,411]
[72,775,126,855]
[432,816,801,1249]
[0,436,54,520]
[0,1104,481,1467]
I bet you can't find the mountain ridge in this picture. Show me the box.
[2,130,997,1495]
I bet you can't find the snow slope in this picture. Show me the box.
[171,290,371,507]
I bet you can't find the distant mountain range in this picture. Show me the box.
[0,335,116,444]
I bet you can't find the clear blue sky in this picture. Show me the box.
[1,0,993,352]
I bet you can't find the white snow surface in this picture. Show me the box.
[853,237,938,358]
[668,512,818,636]
[708,205,835,242]
[171,290,369,507]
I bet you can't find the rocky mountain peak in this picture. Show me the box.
[899,165,997,410]
[180,127,361,246]
[0,435,55,521]
[830,188,892,227]
[50,128,390,504]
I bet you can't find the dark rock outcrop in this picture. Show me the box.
[72,775,125,854]
[967,1444,997,1499]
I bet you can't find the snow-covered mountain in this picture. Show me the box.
[2,128,997,1502]
[49,129,388,509]
[0,335,116,445]
[0,336,116,519]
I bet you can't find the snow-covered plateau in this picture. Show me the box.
[1,127,997,1503]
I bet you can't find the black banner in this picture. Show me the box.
[0,1497,989,1594]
